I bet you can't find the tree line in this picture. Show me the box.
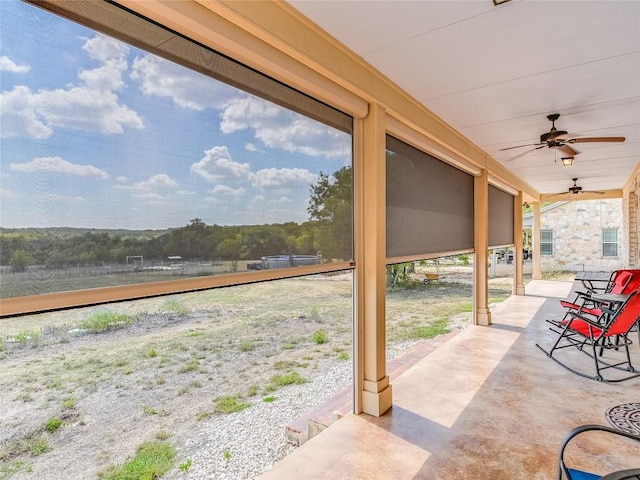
[1,167,353,272]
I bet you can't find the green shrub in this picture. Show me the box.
[238,341,256,353]
[214,395,250,414]
[79,311,133,333]
[265,371,308,393]
[311,330,329,344]
[13,329,42,346]
[29,437,51,456]
[100,441,176,480]
[161,299,189,315]
[45,417,63,433]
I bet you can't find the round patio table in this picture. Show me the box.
[605,403,640,436]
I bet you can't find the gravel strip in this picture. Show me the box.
[164,341,434,480]
[166,362,351,479]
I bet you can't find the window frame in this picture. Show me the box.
[602,228,618,257]
[540,229,554,256]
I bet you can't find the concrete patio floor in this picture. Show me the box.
[259,279,640,479]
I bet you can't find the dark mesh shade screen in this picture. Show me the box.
[386,136,474,258]
[489,185,514,247]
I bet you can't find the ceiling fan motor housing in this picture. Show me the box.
[569,178,582,194]
[540,114,567,143]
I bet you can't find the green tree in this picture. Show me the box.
[217,235,243,260]
[241,226,289,259]
[10,249,35,272]
[307,166,352,260]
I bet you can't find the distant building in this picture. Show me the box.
[523,199,624,272]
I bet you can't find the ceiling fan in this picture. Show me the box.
[546,178,605,198]
[500,113,625,161]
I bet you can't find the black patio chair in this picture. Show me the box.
[558,424,640,480]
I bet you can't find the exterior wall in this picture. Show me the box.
[625,171,640,268]
[535,199,624,271]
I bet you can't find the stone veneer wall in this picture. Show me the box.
[625,171,640,268]
[541,199,624,271]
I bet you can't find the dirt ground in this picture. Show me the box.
[0,267,516,479]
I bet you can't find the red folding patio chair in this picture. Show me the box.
[538,289,640,382]
[559,270,633,318]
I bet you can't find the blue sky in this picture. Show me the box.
[0,0,351,230]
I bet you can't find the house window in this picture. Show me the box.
[540,230,554,256]
[602,228,618,257]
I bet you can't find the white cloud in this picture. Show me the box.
[0,34,142,139]
[115,176,128,184]
[211,185,246,197]
[191,146,253,183]
[253,167,317,189]
[131,54,238,110]
[115,173,178,191]
[0,56,30,73]
[40,193,85,202]
[245,143,259,152]
[132,192,166,201]
[220,96,350,159]
[272,196,292,204]
[83,34,129,64]
[1,86,53,138]
[9,156,109,179]
[0,188,21,199]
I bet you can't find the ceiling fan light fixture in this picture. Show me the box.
[561,156,574,166]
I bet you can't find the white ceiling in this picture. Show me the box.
[288,0,640,196]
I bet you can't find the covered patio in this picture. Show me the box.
[3,2,638,478]
[261,279,640,479]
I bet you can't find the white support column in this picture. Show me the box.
[514,192,525,295]
[354,103,392,417]
[474,170,491,325]
[532,202,542,280]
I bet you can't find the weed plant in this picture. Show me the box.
[79,311,133,333]
[264,371,308,393]
[311,330,329,344]
[179,459,192,472]
[99,441,176,480]
[161,299,189,315]
[29,437,51,456]
[238,341,256,352]
[44,417,63,433]
[214,395,250,414]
